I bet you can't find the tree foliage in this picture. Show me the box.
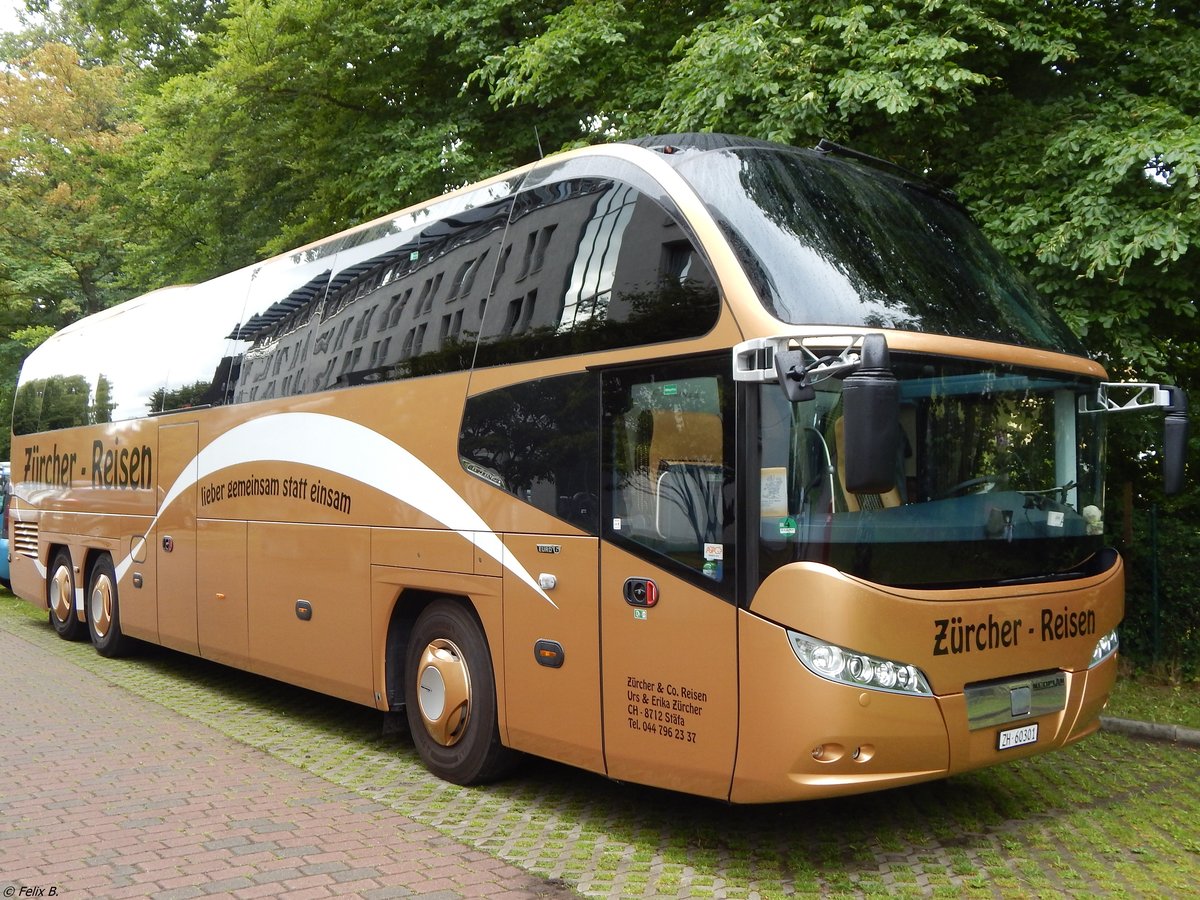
[0,43,136,320]
[0,40,140,453]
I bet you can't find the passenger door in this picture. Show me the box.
[599,357,739,799]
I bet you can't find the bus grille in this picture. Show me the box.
[12,521,39,558]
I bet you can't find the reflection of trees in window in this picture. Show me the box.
[92,375,114,423]
[965,393,1054,492]
[42,376,91,430]
[12,381,43,435]
[12,375,92,434]
[459,374,600,533]
[918,386,1060,500]
[150,380,214,413]
[720,147,1079,350]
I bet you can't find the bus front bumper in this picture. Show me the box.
[729,609,1118,804]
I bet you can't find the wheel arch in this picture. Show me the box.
[384,589,490,713]
[80,545,109,594]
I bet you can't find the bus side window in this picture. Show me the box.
[459,373,600,534]
[228,184,517,401]
[603,358,734,592]
[474,178,720,368]
[159,274,255,412]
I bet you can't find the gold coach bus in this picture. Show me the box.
[8,135,1188,802]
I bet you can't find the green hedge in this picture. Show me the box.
[1116,501,1200,680]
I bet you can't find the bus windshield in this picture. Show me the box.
[678,146,1083,353]
[757,356,1106,588]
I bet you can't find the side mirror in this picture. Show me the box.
[841,334,900,495]
[1163,385,1189,496]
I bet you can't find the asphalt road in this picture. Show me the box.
[2,595,1198,898]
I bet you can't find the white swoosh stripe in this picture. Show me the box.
[117,411,553,606]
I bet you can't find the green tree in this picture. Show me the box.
[50,0,230,84]
[119,0,590,286]
[0,43,137,320]
[0,42,141,455]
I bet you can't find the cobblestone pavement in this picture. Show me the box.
[0,620,574,899]
[2,595,1199,898]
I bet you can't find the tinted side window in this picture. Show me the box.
[14,276,252,434]
[156,274,255,413]
[231,262,333,403]
[230,183,517,401]
[12,371,92,435]
[459,373,600,534]
[474,179,719,368]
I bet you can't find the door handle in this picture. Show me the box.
[622,577,659,608]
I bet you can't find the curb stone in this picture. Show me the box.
[1101,715,1200,747]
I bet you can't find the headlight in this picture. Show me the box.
[1089,629,1119,668]
[787,630,932,696]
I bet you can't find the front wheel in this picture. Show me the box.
[87,555,134,658]
[404,600,518,785]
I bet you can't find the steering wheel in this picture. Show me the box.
[943,475,1004,498]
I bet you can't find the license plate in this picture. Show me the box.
[997,722,1038,750]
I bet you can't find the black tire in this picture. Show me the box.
[47,548,85,641]
[404,600,518,785]
[86,554,134,658]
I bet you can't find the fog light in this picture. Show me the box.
[788,630,932,697]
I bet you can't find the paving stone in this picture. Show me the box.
[0,624,573,900]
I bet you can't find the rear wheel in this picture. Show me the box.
[404,600,518,784]
[87,555,133,658]
[48,548,85,641]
